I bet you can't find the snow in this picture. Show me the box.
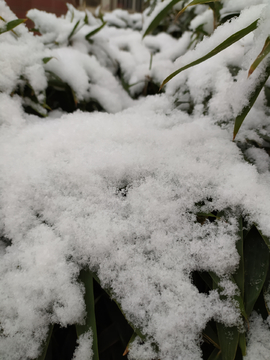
[245,313,270,360]
[1,0,270,359]
[72,331,93,360]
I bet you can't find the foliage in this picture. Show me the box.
[145,0,270,140]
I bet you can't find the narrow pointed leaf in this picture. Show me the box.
[233,217,244,298]
[216,323,239,360]
[203,323,220,349]
[142,0,181,38]
[176,0,220,19]
[233,63,270,140]
[90,271,147,341]
[197,212,219,218]
[239,332,246,356]
[244,226,270,317]
[123,332,137,356]
[199,271,213,289]
[68,19,80,40]
[256,227,270,252]
[207,348,221,360]
[85,22,106,41]
[84,13,89,24]
[0,18,26,35]
[42,57,53,64]
[161,19,258,89]
[248,36,270,77]
[76,269,99,360]
[210,271,247,320]
[36,324,54,360]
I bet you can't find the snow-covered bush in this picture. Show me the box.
[1,1,270,360]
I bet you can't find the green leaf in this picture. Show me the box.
[233,217,244,298]
[244,226,270,317]
[123,332,137,356]
[238,332,246,357]
[216,323,239,360]
[42,57,53,64]
[0,18,26,35]
[248,36,270,77]
[210,272,247,320]
[90,271,146,341]
[199,271,213,289]
[256,227,270,252]
[207,348,221,360]
[203,322,220,349]
[176,0,220,19]
[68,19,80,40]
[160,19,259,89]
[76,269,99,360]
[142,0,181,38]
[233,62,270,140]
[85,22,106,41]
[197,212,220,218]
[36,324,54,360]
[84,12,89,25]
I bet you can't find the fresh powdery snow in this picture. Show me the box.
[1,0,270,359]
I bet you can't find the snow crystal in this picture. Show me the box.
[72,331,93,360]
[245,313,270,360]
[1,92,270,359]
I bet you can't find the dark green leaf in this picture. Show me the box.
[0,18,26,35]
[203,322,220,349]
[210,272,247,320]
[68,20,80,40]
[209,271,220,288]
[85,22,106,41]
[84,12,89,24]
[256,227,270,252]
[197,212,219,218]
[91,271,146,341]
[42,57,53,64]
[207,348,221,360]
[233,63,270,140]
[177,0,220,19]
[199,271,213,289]
[248,36,270,77]
[233,217,244,298]
[238,332,246,356]
[123,332,137,356]
[216,323,239,360]
[142,0,181,38]
[36,324,54,360]
[161,19,259,89]
[76,269,99,360]
[244,226,270,317]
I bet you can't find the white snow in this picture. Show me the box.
[72,331,93,360]
[245,313,270,360]
[1,0,270,359]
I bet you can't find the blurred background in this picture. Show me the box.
[5,0,143,21]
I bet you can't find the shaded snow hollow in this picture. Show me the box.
[1,0,270,359]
